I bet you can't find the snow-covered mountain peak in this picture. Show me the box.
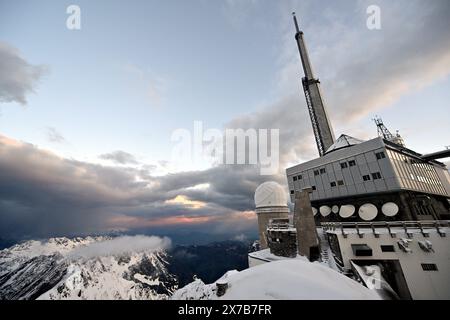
[0,235,176,300]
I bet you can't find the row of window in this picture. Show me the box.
[290,172,383,194]
[313,168,327,176]
[340,160,356,169]
[340,152,385,169]
[309,159,358,177]
[363,172,382,181]
[295,152,387,182]
[353,244,395,256]
[330,180,345,187]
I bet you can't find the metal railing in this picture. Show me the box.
[321,220,449,238]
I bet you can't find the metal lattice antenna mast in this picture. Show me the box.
[292,12,335,156]
[373,116,394,140]
[373,116,405,147]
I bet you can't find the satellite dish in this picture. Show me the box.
[312,207,318,216]
[359,203,378,221]
[382,202,399,217]
[339,205,355,218]
[320,206,331,217]
[332,205,339,214]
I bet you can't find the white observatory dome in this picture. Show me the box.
[254,181,288,208]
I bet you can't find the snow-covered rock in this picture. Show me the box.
[0,236,177,300]
[171,278,215,300]
[173,260,380,300]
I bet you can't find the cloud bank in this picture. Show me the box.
[0,134,259,239]
[68,235,171,259]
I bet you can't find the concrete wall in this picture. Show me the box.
[256,207,289,249]
[330,229,450,299]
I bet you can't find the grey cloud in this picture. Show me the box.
[324,0,450,122]
[45,127,66,144]
[0,42,48,105]
[99,150,139,165]
[0,135,261,239]
[0,137,147,238]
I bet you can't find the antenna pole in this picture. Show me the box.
[292,11,335,156]
[292,12,300,33]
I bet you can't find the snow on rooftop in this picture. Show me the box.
[220,260,379,300]
[173,259,380,300]
[248,248,305,262]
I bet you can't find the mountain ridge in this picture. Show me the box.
[0,235,250,300]
[0,236,176,300]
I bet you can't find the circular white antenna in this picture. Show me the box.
[358,203,378,221]
[312,207,318,216]
[382,202,399,217]
[320,206,331,217]
[339,205,355,218]
[332,205,339,214]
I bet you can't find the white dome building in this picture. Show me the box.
[254,182,289,249]
[255,181,288,208]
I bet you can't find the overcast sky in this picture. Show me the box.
[1,0,449,241]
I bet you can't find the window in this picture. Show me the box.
[297,175,302,180]
[376,151,386,160]
[349,160,356,167]
[314,170,319,176]
[293,176,297,181]
[330,182,336,187]
[372,172,382,180]
[311,186,316,191]
[320,168,326,174]
[340,162,348,169]
[351,244,372,256]
[363,175,371,181]
[421,263,438,271]
[381,245,395,252]
[337,180,344,186]
[290,190,295,195]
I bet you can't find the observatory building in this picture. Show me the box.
[286,133,450,222]
[249,12,450,300]
[254,181,289,249]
